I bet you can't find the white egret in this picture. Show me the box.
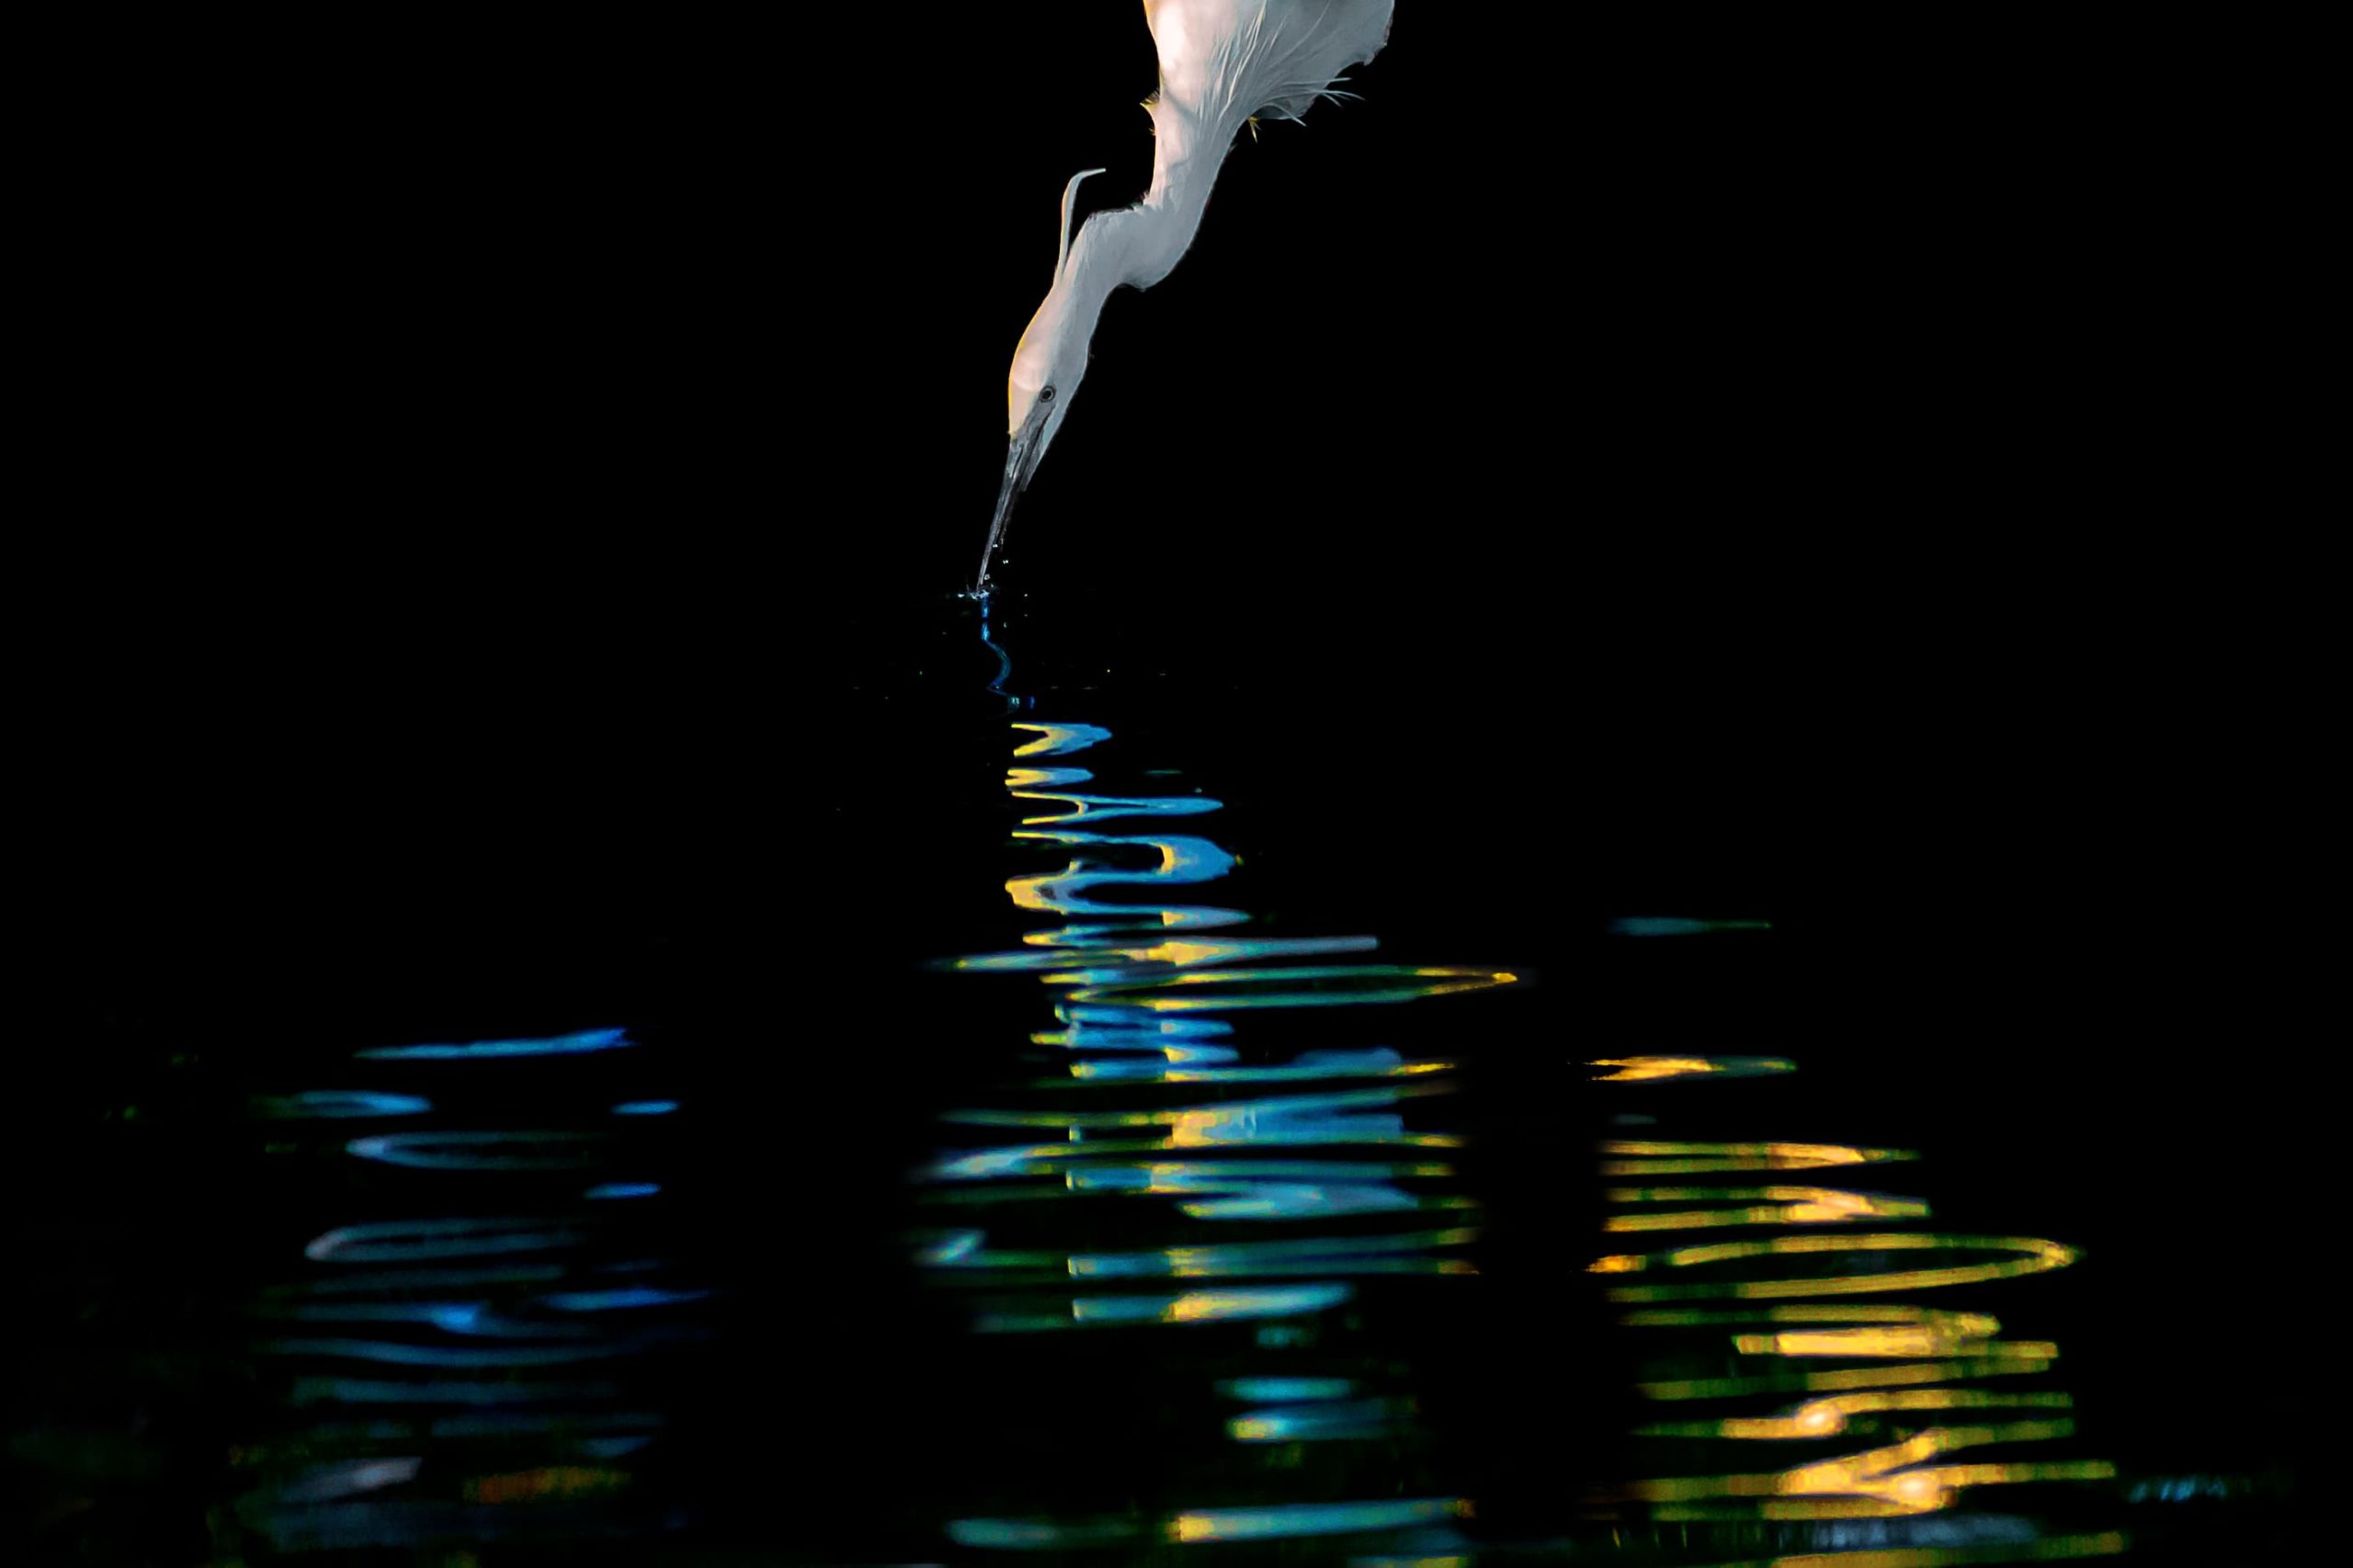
[974,0,1394,594]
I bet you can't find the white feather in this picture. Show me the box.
[1057,166,1108,279]
[1103,0,1394,288]
[1147,0,1392,136]
[1137,1,1392,204]
[983,2,1392,590]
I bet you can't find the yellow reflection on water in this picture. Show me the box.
[1071,964,1518,1012]
[1629,1417,2110,1515]
[1594,1233,2077,1301]
[944,1081,1454,1134]
[926,1125,1464,1183]
[1622,1304,2002,1334]
[1009,722,1112,758]
[1638,1358,2058,1403]
[1167,1496,1472,1543]
[1596,1101,2110,1543]
[1006,834,1212,915]
[1605,1186,1928,1233]
[1146,938,1234,966]
[1602,1141,1917,1176]
[1065,1225,1479,1281]
[1804,1358,2054,1391]
[1592,1056,1798,1081]
[1063,1055,1454,1086]
[1736,1326,2055,1360]
[1643,1388,2076,1440]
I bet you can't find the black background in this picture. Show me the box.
[23,5,2317,1560]
[40,6,2292,1016]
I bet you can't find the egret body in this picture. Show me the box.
[976,0,1394,593]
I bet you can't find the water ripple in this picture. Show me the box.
[922,622,1521,1555]
[229,1023,709,1553]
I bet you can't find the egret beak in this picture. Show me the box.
[976,403,1049,595]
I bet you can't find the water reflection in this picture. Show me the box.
[1592,1055,1798,1082]
[1594,1233,2081,1301]
[948,1496,1474,1551]
[923,613,1517,1556]
[225,1025,709,1555]
[1588,992,2120,1557]
[164,612,2154,1562]
[915,616,2131,1562]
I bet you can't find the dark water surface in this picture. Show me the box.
[24,2,2314,1558]
[20,589,2306,1565]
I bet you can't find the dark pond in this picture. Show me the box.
[19,9,2311,1562]
[21,582,2306,1563]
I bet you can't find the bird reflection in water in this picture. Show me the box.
[937,598,2128,1562]
[927,611,1514,1557]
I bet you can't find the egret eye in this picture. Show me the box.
[1040,385,1056,403]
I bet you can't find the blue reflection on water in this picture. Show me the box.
[1221,1376,1357,1402]
[270,1301,589,1340]
[1228,1396,1405,1442]
[1174,1496,1471,1542]
[289,1377,624,1407]
[1065,1226,1474,1278]
[1062,1043,1436,1084]
[346,1131,610,1171]
[263,1337,648,1369]
[1017,1281,1357,1331]
[218,618,2139,1563]
[1608,916,1773,937]
[303,1218,589,1265]
[354,1026,635,1061]
[1059,1158,1438,1221]
[1010,721,1113,757]
[541,1287,712,1312]
[255,1090,433,1119]
[917,631,1522,1552]
[233,1003,713,1556]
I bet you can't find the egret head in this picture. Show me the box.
[983,168,1110,589]
[1002,294,1086,470]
